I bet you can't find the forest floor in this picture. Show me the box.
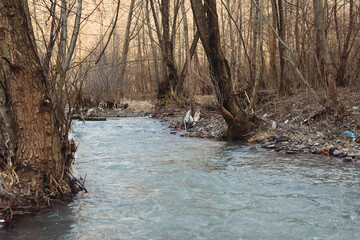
[82,87,360,163]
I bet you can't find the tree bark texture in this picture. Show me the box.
[275,0,289,96]
[313,0,340,112]
[150,0,180,98]
[0,0,65,193]
[190,0,252,139]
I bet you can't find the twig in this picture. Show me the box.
[95,0,121,65]
[68,172,88,193]
[8,201,13,219]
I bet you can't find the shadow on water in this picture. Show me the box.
[1,118,359,239]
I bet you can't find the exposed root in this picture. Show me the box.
[0,133,86,225]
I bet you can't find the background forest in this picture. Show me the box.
[29,0,359,105]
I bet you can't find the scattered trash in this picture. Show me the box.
[262,113,269,118]
[85,108,96,117]
[284,120,289,124]
[292,116,302,122]
[98,101,107,110]
[193,111,201,122]
[343,131,356,138]
[184,110,200,131]
[352,106,359,110]
[272,121,277,129]
[320,149,330,156]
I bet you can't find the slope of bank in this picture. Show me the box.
[155,88,360,163]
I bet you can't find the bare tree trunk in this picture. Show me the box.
[150,0,180,98]
[251,0,322,105]
[251,0,259,87]
[190,0,253,139]
[174,31,200,94]
[41,0,60,78]
[248,0,263,113]
[117,0,136,98]
[277,0,290,96]
[270,0,278,86]
[145,0,161,89]
[335,0,355,87]
[313,0,340,112]
[55,0,82,134]
[226,0,236,82]
[236,0,243,89]
[0,0,66,195]
[181,0,195,115]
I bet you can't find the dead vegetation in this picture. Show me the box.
[154,87,359,161]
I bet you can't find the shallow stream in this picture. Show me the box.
[1,118,359,239]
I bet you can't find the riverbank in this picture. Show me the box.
[77,88,359,163]
[154,88,360,163]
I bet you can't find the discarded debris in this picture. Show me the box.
[184,110,201,131]
[85,108,97,117]
[343,131,356,138]
[83,117,107,121]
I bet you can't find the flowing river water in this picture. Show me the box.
[1,118,360,239]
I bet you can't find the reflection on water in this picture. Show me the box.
[2,118,360,239]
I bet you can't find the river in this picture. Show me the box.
[1,118,359,239]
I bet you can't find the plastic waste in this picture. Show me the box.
[184,110,193,123]
[193,111,201,122]
[85,108,96,117]
[320,149,330,156]
[343,131,356,138]
[352,106,359,110]
[98,101,107,110]
[68,129,75,141]
[272,121,277,129]
[184,110,200,131]
[284,120,289,124]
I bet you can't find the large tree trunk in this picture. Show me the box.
[0,0,66,195]
[149,0,180,99]
[145,0,161,89]
[117,0,136,98]
[190,0,252,139]
[335,0,355,87]
[181,0,195,115]
[276,0,290,96]
[313,0,340,112]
